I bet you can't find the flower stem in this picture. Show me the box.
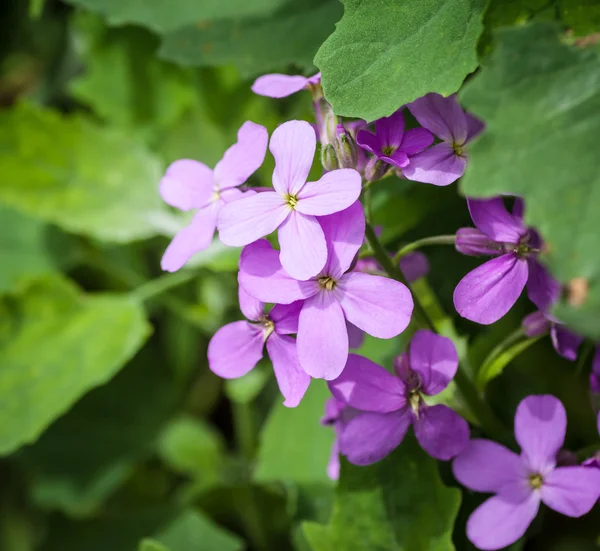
[392,234,456,263]
[478,327,527,374]
[130,270,198,302]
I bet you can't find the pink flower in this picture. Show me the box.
[218,120,362,280]
[251,73,321,98]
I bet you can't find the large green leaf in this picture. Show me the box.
[159,0,342,78]
[0,103,179,243]
[63,0,289,34]
[459,23,600,337]
[303,437,461,551]
[314,0,486,121]
[0,276,150,454]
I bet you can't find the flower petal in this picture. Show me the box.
[550,325,584,361]
[347,321,365,349]
[380,149,410,168]
[402,142,466,186]
[409,330,458,395]
[467,197,526,243]
[208,321,264,379]
[465,110,485,143]
[266,333,311,408]
[336,272,413,338]
[217,191,289,246]
[401,127,434,155]
[161,206,218,272]
[375,110,405,149]
[159,159,214,211]
[238,239,318,304]
[213,121,268,189]
[453,439,527,493]
[271,120,316,196]
[295,168,362,216]
[251,74,311,98]
[339,411,411,466]
[356,129,381,156]
[279,211,327,280]
[408,93,468,144]
[270,301,303,335]
[541,466,600,517]
[466,492,540,551]
[453,254,529,325]
[414,404,470,460]
[515,394,567,474]
[238,285,264,322]
[297,291,348,380]
[327,439,340,480]
[522,310,551,338]
[455,227,504,257]
[328,354,406,413]
[526,259,561,312]
[399,251,430,282]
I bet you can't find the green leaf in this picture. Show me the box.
[159,0,342,78]
[0,276,151,454]
[63,0,289,33]
[225,365,270,404]
[303,437,461,551]
[0,206,55,293]
[254,381,334,485]
[139,540,170,551]
[459,23,600,337]
[0,103,179,243]
[314,0,486,121]
[561,0,600,35]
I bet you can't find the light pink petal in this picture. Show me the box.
[266,333,311,408]
[270,301,303,335]
[408,93,468,144]
[161,205,218,272]
[319,201,366,279]
[408,330,458,396]
[238,285,264,322]
[402,142,466,186]
[466,492,540,551]
[453,254,529,325]
[453,439,528,493]
[541,466,600,516]
[213,121,268,189]
[217,191,289,246]
[279,211,327,281]
[401,127,434,156]
[208,321,264,379]
[414,404,470,460]
[328,354,406,413]
[339,410,411,466]
[336,272,413,339]
[515,394,566,474]
[295,168,362,216]
[270,120,316,196]
[356,130,381,156]
[251,74,311,98]
[159,159,214,211]
[238,240,318,304]
[467,197,526,243]
[347,321,365,349]
[297,291,348,380]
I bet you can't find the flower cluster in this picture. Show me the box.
[158,72,600,550]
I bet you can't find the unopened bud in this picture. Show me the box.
[321,143,338,171]
[364,157,387,182]
[522,311,550,338]
[455,228,503,257]
[334,127,359,169]
[320,104,338,145]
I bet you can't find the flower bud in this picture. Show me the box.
[364,157,387,182]
[334,126,359,169]
[522,311,550,338]
[321,107,338,145]
[321,143,339,171]
[455,228,503,257]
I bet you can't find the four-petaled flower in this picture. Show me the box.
[453,395,600,551]
[522,310,584,361]
[218,120,362,280]
[328,330,470,464]
[321,397,357,480]
[251,73,321,98]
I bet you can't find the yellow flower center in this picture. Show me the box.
[528,473,543,490]
[318,276,336,291]
[286,194,299,209]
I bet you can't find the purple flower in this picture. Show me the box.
[404,93,484,186]
[218,120,362,280]
[522,310,584,361]
[251,73,321,98]
[160,121,268,272]
[208,286,310,408]
[321,398,357,480]
[355,251,430,283]
[328,330,469,464]
[454,197,560,325]
[453,395,600,551]
[237,202,413,380]
[356,110,433,169]
[590,346,600,417]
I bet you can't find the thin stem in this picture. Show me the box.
[392,234,457,263]
[130,270,198,302]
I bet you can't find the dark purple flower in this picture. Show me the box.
[453,395,600,550]
[321,398,358,480]
[454,197,560,325]
[356,110,433,170]
[404,93,484,186]
[251,73,321,98]
[522,310,584,361]
[328,330,469,464]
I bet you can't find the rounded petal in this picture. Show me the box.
[408,330,458,395]
[526,258,561,312]
[328,354,406,413]
[279,211,327,281]
[214,121,268,189]
[453,254,529,325]
[375,110,405,149]
[208,321,264,379]
[401,127,434,156]
[399,251,429,282]
[238,285,264,322]
[339,411,411,466]
[380,149,410,168]
[297,291,348,380]
[550,325,584,361]
[271,301,303,335]
[541,466,600,517]
[467,197,526,243]
[402,142,466,186]
[522,310,551,338]
[295,168,362,216]
[271,120,316,196]
[217,191,289,247]
[159,159,214,211]
[336,272,413,338]
[346,321,365,349]
[356,129,381,156]
[413,404,470,460]
[515,394,566,474]
[251,74,311,98]
[455,227,505,257]
[266,333,311,408]
[238,240,318,304]
[466,492,540,551]
[453,439,527,493]
[408,93,468,143]
[465,110,485,143]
